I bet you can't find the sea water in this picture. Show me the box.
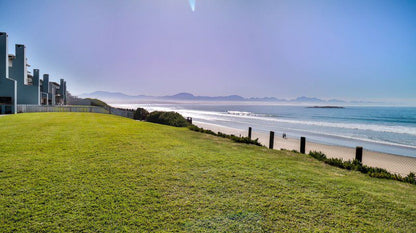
[116,103,416,158]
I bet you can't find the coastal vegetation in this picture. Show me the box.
[309,151,416,184]
[86,98,110,108]
[0,113,415,232]
[146,111,190,127]
[188,124,262,146]
[133,107,149,120]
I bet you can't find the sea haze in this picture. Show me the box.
[79,91,379,105]
[114,103,416,158]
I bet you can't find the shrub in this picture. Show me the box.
[188,125,262,146]
[404,173,416,184]
[86,98,109,108]
[134,108,149,121]
[188,125,216,135]
[309,151,327,161]
[147,111,189,127]
[308,151,415,185]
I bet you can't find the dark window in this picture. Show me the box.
[0,97,12,105]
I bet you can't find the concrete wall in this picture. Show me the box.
[0,32,17,114]
[9,44,40,105]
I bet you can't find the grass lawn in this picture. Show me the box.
[0,113,415,232]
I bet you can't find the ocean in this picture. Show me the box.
[114,103,416,158]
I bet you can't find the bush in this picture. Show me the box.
[188,125,262,146]
[86,98,109,108]
[309,151,327,161]
[147,111,189,127]
[188,125,216,135]
[134,108,149,121]
[404,173,416,184]
[308,151,415,185]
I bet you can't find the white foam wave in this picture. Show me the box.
[226,111,266,117]
[285,127,416,150]
[185,109,416,136]
[264,117,416,136]
[193,108,416,136]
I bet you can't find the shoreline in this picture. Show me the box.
[193,121,416,176]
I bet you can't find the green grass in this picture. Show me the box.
[0,113,415,232]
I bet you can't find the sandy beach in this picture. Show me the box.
[194,121,416,176]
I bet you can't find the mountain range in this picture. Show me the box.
[78,91,358,104]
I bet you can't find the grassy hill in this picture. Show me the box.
[0,113,415,232]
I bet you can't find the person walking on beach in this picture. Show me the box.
[282,133,287,139]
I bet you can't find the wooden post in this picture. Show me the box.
[186,117,193,124]
[269,131,274,149]
[355,147,363,162]
[248,127,252,139]
[300,137,306,154]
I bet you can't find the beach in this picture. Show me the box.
[194,121,416,176]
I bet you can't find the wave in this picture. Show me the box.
[193,120,416,150]
[264,117,416,136]
[284,127,416,150]
[226,111,268,117]
[116,104,416,137]
[190,109,416,136]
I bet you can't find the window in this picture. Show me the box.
[0,97,12,105]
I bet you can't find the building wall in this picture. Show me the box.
[42,74,49,93]
[0,32,67,112]
[50,83,57,105]
[0,32,17,114]
[9,44,40,105]
[59,79,65,105]
[41,74,49,105]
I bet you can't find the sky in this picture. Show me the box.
[0,0,415,103]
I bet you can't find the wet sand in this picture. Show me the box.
[194,121,416,176]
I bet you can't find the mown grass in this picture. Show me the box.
[0,113,415,232]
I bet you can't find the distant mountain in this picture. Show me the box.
[78,91,368,104]
[328,99,347,103]
[162,92,245,101]
[164,92,195,100]
[248,97,286,102]
[291,96,324,102]
[79,91,151,102]
[80,91,136,99]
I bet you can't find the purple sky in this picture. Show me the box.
[1,0,415,103]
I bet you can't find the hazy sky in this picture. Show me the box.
[1,0,415,102]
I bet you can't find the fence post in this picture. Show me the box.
[355,146,363,162]
[186,117,192,124]
[269,131,274,149]
[248,127,252,139]
[300,137,306,154]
